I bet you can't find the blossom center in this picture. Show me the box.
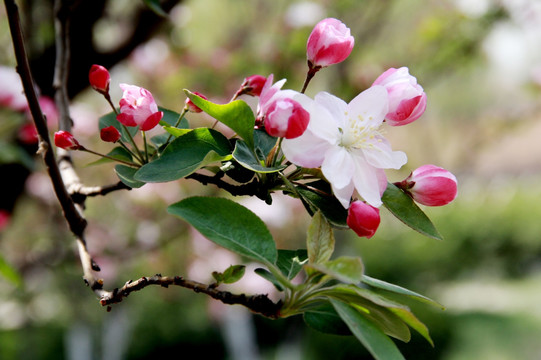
[339,112,380,150]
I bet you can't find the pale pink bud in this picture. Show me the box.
[89,65,111,94]
[185,91,208,113]
[116,83,163,131]
[241,75,267,97]
[400,164,457,206]
[264,98,310,139]
[372,67,427,126]
[347,200,380,238]
[100,126,121,143]
[54,131,81,150]
[306,18,354,68]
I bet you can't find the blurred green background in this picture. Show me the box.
[2,0,541,359]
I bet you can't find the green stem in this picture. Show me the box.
[142,131,149,163]
[264,261,296,291]
[79,147,140,168]
[121,124,144,162]
[164,106,188,147]
[117,140,141,163]
[266,137,284,168]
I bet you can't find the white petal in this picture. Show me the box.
[360,136,408,169]
[351,156,383,207]
[332,180,355,208]
[301,101,341,145]
[348,86,388,127]
[321,147,354,190]
[282,129,332,168]
[314,92,348,128]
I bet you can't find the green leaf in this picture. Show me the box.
[0,255,22,287]
[163,127,192,138]
[303,302,351,335]
[232,139,285,173]
[254,268,284,291]
[86,147,133,166]
[308,256,364,284]
[168,197,277,264]
[142,0,168,17]
[296,187,348,229]
[222,264,246,284]
[212,265,246,285]
[382,183,443,240]
[185,90,255,149]
[135,128,232,182]
[331,299,406,360]
[307,211,335,265]
[276,249,308,280]
[362,275,444,309]
[159,107,187,128]
[389,307,434,347]
[328,285,413,342]
[99,111,138,143]
[0,140,35,169]
[115,165,145,188]
[254,129,277,159]
[150,133,170,149]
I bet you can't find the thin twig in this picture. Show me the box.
[186,172,269,201]
[5,0,284,317]
[98,274,282,318]
[4,0,87,236]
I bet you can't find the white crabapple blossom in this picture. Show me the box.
[282,86,407,208]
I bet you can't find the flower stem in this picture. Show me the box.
[142,131,150,163]
[164,106,188,146]
[117,140,141,163]
[104,93,118,115]
[121,124,145,163]
[79,146,140,168]
[301,63,321,94]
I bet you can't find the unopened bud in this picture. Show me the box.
[89,65,111,94]
[100,126,121,143]
[185,91,207,113]
[347,200,380,238]
[54,131,81,150]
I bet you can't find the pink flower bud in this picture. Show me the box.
[18,123,38,144]
[401,164,457,206]
[372,67,427,126]
[264,98,310,139]
[185,91,208,113]
[89,65,111,94]
[306,18,354,68]
[116,83,163,131]
[0,209,10,231]
[241,75,267,97]
[100,126,121,143]
[347,200,380,238]
[54,130,81,150]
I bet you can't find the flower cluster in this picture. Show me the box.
[254,18,456,238]
[51,17,457,241]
